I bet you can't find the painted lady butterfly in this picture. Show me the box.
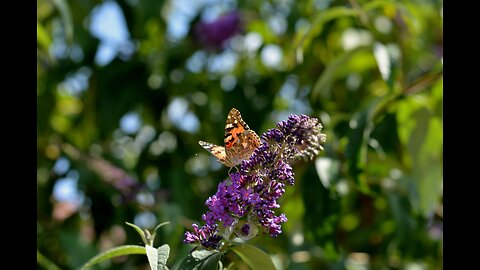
[199,108,261,168]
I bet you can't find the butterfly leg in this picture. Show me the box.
[227,164,240,181]
[227,166,234,177]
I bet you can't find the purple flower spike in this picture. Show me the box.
[184,113,326,250]
[194,11,242,50]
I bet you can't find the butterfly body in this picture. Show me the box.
[199,108,261,168]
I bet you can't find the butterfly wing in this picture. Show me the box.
[226,130,261,166]
[224,108,249,149]
[198,141,234,167]
[199,108,260,168]
[224,108,261,166]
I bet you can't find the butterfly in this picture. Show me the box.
[199,108,261,169]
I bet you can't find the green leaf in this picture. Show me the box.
[415,117,442,215]
[397,97,442,216]
[294,6,358,60]
[346,94,398,192]
[80,245,146,270]
[37,22,52,51]
[387,192,415,249]
[153,221,171,232]
[150,221,171,244]
[311,46,373,102]
[231,244,276,270]
[373,42,401,90]
[126,222,150,245]
[315,157,340,188]
[146,244,170,270]
[345,107,370,191]
[178,250,223,270]
[363,0,398,11]
[51,0,74,43]
[247,19,278,44]
[37,250,62,270]
[191,250,219,261]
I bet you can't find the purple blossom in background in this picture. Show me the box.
[184,114,326,250]
[86,156,140,202]
[194,11,242,50]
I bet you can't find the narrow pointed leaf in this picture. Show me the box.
[80,245,146,270]
[126,222,149,245]
[151,221,170,242]
[154,222,170,232]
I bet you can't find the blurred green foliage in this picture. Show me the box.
[37,0,442,269]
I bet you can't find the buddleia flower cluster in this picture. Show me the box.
[184,114,327,250]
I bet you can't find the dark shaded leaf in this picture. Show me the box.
[178,250,223,270]
[231,244,276,270]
